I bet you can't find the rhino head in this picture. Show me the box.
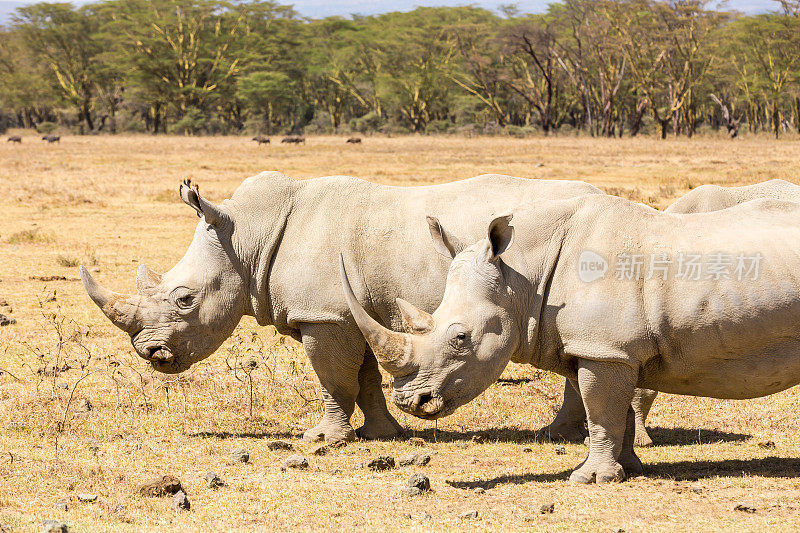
[80,180,249,374]
[340,214,521,419]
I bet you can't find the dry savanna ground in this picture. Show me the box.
[2,133,800,532]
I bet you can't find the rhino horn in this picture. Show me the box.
[339,254,416,376]
[136,264,162,294]
[80,266,145,335]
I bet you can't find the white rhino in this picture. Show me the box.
[541,178,800,446]
[342,194,800,482]
[80,172,601,443]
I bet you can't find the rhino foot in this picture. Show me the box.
[633,426,653,447]
[356,418,404,441]
[302,421,356,445]
[534,421,588,443]
[569,461,626,484]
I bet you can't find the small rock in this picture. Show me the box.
[229,447,250,463]
[757,440,776,449]
[138,475,183,497]
[311,444,329,456]
[0,314,16,326]
[691,486,703,494]
[266,440,294,451]
[418,512,432,521]
[204,472,225,488]
[82,438,100,450]
[76,494,97,503]
[331,468,342,475]
[474,487,486,494]
[41,520,68,533]
[460,509,479,520]
[244,358,258,370]
[399,452,431,467]
[4,422,27,431]
[554,445,566,455]
[408,437,425,447]
[171,490,190,511]
[73,399,92,413]
[539,502,555,514]
[403,473,431,497]
[368,456,395,471]
[357,446,371,454]
[734,502,756,513]
[283,454,309,469]
[469,457,479,464]
[56,382,69,390]
[54,501,68,511]
[522,447,533,453]
[456,442,469,449]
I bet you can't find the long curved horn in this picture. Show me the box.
[79,266,145,334]
[339,254,416,376]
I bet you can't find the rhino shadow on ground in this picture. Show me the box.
[189,430,298,440]
[447,471,571,489]
[446,457,800,490]
[645,456,800,481]
[645,426,750,446]
[405,426,542,444]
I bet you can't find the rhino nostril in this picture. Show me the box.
[415,392,434,408]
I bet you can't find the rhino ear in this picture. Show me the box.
[486,213,514,261]
[179,179,230,227]
[426,216,465,259]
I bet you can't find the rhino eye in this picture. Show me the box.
[449,327,470,350]
[176,295,194,309]
[171,288,195,310]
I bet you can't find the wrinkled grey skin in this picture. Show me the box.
[344,194,800,482]
[81,172,601,444]
[542,179,800,447]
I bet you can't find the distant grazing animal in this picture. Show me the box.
[41,135,60,143]
[7,136,22,143]
[80,172,602,445]
[252,136,270,145]
[342,194,800,483]
[346,137,362,144]
[539,178,800,447]
[281,135,305,144]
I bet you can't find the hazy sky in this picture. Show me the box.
[0,0,782,21]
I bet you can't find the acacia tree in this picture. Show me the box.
[12,3,107,132]
[729,14,800,138]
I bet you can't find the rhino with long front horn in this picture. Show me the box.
[343,194,800,483]
[81,172,603,443]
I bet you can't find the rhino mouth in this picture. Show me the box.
[393,389,446,420]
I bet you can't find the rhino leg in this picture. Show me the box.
[300,323,359,444]
[569,359,639,484]
[534,379,588,442]
[632,388,657,447]
[355,350,403,440]
[619,406,644,477]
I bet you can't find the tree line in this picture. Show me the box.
[1,0,799,138]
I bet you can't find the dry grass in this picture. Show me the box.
[2,133,800,532]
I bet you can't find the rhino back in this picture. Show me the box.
[665,179,800,214]
[267,174,601,336]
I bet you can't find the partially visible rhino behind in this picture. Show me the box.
[80,172,602,444]
[540,178,800,447]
